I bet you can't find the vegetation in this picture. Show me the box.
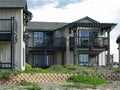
[26,83,42,90]
[66,75,107,89]
[114,67,120,73]
[19,63,96,74]
[0,71,12,80]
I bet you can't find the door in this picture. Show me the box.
[34,55,53,68]
[79,54,89,66]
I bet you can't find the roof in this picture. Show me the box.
[69,16,117,31]
[75,16,100,23]
[26,22,68,31]
[0,0,27,9]
[26,16,117,32]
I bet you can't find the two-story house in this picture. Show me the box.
[0,0,32,70]
[26,16,116,68]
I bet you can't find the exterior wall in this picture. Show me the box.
[0,41,11,63]
[54,52,62,64]
[98,29,107,66]
[54,27,74,65]
[99,51,106,66]
[0,9,25,70]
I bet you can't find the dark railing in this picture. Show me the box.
[0,62,12,69]
[28,37,66,51]
[70,37,109,50]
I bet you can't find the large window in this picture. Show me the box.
[34,32,53,46]
[79,54,89,66]
[79,30,98,38]
[34,32,43,46]
[79,30,90,37]
[34,55,53,68]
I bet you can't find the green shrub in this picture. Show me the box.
[67,75,107,86]
[114,67,120,73]
[46,65,72,73]
[0,71,12,80]
[32,68,48,73]
[63,65,79,70]
[25,63,32,71]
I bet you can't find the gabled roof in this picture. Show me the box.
[0,0,27,10]
[75,16,99,23]
[26,22,68,31]
[68,16,117,31]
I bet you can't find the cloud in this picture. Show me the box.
[28,0,120,62]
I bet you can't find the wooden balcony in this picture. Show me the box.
[70,37,109,52]
[27,37,66,51]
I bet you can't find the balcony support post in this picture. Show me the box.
[106,31,110,67]
[11,17,15,71]
[72,27,77,65]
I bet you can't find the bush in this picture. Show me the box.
[46,65,72,73]
[25,63,32,71]
[32,68,48,73]
[67,75,107,86]
[114,67,120,73]
[63,65,79,70]
[0,71,12,80]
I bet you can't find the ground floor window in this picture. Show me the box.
[34,55,53,68]
[79,54,89,66]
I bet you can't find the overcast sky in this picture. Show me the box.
[27,0,120,62]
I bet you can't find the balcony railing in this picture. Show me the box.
[70,37,109,51]
[27,37,66,51]
[0,18,17,41]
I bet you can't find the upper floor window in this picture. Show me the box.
[79,30,98,38]
[79,30,89,37]
[34,32,43,46]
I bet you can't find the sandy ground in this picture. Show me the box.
[0,81,120,90]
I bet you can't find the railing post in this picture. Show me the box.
[11,17,15,71]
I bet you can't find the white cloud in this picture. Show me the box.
[29,0,120,62]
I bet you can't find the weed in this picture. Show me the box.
[26,83,42,90]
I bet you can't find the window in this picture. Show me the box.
[79,54,89,66]
[34,32,43,46]
[79,30,98,38]
[79,30,90,37]
[34,55,53,68]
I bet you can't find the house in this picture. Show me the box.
[26,16,116,68]
[0,0,32,70]
[0,0,117,70]
[116,35,120,66]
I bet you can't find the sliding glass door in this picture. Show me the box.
[34,55,53,68]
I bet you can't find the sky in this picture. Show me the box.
[27,0,120,62]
